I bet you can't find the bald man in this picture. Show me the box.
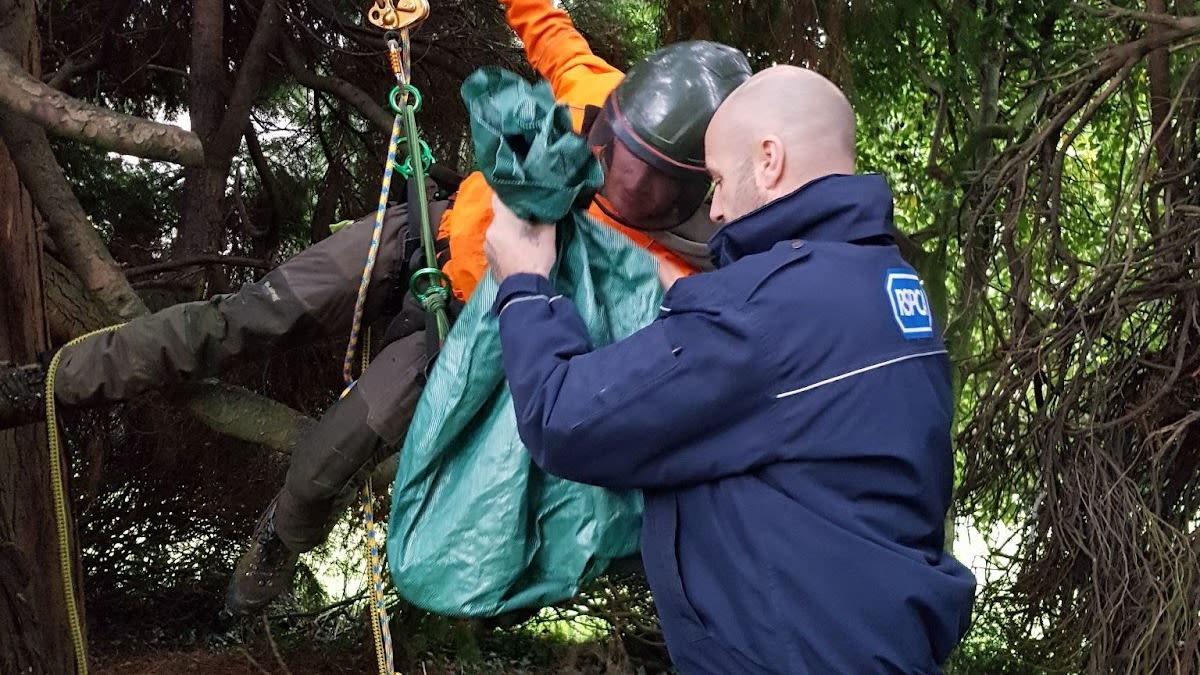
[485,64,976,673]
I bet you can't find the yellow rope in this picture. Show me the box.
[45,323,127,675]
[362,482,390,675]
[350,9,438,674]
[338,85,403,675]
[350,330,392,675]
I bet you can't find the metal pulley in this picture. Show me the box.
[367,0,430,30]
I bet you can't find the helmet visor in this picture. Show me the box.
[588,99,712,232]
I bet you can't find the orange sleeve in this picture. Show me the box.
[502,0,623,122]
[437,0,697,303]
[438,171,493,302]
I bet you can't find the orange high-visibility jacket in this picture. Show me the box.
[438,0,696,301]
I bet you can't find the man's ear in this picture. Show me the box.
[755,135,785,192]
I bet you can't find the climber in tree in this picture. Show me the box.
[45,0,751,615]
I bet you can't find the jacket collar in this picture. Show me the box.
[709,173,897,267]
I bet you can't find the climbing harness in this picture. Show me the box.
[342,3,450,673]
[45,323,127,675]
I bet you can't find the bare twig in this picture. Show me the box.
[262,615,295,675]
[239,646,272,675]
[123,255,272,278]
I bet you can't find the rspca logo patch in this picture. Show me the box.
[886,269,934,339]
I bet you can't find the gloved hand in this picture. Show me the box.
[379,293,463,349]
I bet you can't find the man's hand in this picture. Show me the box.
[485,194,557,283]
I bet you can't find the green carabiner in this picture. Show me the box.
[409,266,452,306]
[396,137,435,180]
[388,84,423,115]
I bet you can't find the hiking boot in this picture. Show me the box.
[226,499,300,615]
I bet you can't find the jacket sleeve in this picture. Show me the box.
[502,0,623,105]
[492,274,770,490]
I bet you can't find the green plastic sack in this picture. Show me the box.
[387,68,663,617]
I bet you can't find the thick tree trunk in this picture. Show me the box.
[0,2,83,672]
[179,0,280,295]
[179,168,231,294]
[178,0,231,293]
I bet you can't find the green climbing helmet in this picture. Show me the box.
[589,40,753,232]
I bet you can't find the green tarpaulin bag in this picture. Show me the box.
[387,68,663,617]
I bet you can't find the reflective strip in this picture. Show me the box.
[775,350,948,399]
[498,293,564,316]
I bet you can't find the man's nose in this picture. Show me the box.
[709,199,725,224]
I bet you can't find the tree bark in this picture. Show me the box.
[0,115,149,321]
[1145,0,1178,193]
[43,254,120,346]
[310,159,345,243]
[178,0,230,293]
[179,0,281,295]
[172,382,317,453]
[0,1,83,671]
[209,0,281,164]
[0,48,203,166]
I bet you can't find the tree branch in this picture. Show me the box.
[1080,1,1194,26]
[210,0,282,164]
[244,126,285,233]
[44,0,135,90]
[145,63,190,79]
[0,49,203,166]
[280,37,393,133]
[1146,0,1176,172]
[171,381,316,453]
[231,171,267,238]
[0,365,318,450]
[123,255,272,278]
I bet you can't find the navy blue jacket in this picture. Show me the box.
[492,174,976,674]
